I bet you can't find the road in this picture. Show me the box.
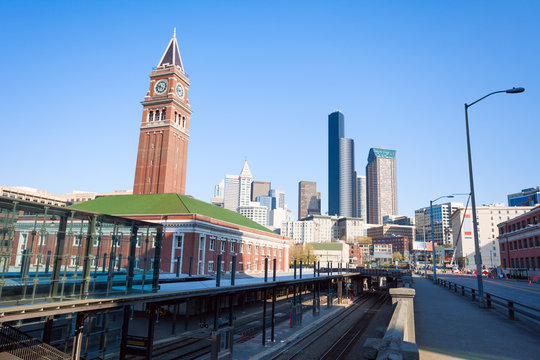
[436,274,540,309]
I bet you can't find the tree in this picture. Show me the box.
[289,243,316,266]
[392,252,403,262]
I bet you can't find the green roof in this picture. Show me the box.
[71,193,274,234]
[311,243,344,251]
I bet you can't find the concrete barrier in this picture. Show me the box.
[363,288,418,360]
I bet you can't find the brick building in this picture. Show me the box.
[73,193,291,275]
[372,236,409,256]
[498,205,540,270]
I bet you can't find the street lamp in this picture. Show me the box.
[430,195,454,282]
[464,87,524,299]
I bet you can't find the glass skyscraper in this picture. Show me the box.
[328,111,344,216]
[328,111,356,217]
[366,148,397,224]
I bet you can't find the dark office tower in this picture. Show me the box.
[251,181,271,202]
[366,148,398,224]
[328,111,344,216]
[298,181,321,219]
[339,138,356,217]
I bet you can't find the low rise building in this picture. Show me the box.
[367,224,415,251]
[311,242,349,268]
[372,236,409,257]
[73,193,291,275]
[497,206,540,270]
[1,186,67,207]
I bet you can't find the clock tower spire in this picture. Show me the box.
[133,30,191,195]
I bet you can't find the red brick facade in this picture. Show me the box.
[133,33,191,195]
[498,206,540,269]
[372,236,409,255]
[128,213,290,275]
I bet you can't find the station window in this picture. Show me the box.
[231,242,235,253]
[175,234,183,248]
[209,238,215,251]
[208,261,214,272]
[220,240,226,252]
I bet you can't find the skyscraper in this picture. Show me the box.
[223,175,239,211]
[223,161,253,211]
[366,148,398,224]
[238,161,252,207]
[339,138,356,217]
[133,30,191,195]
[269,189,286,210]
[298,181,321,219]
[356,176,367,220]
[328,111,356,217]
[251,181,271,201]
[328,111,344,216]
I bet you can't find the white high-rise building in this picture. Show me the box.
[223,175,239,211]
[222,161,253,211]
[451,204,532,269]
[356,176,366,220]
[238,202,268,227]
[415,202,463,245]
[239,161,253,207]
[281,221,315,244]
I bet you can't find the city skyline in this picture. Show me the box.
[2,2,539,220]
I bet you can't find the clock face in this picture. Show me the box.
[155,80,168,94]
[176,84,185,98]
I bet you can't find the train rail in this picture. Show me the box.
[270,291,387,360]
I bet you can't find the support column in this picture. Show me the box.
[262,288,267,345]
[152,227,164,292]
[72,312,86,360]
[337,278,343,304]
[119,305,131,360]
[271,287,276,342]
[81,216,97,299]
[127,224,139,290]
[147,304,156,358]
[49,215,68,298]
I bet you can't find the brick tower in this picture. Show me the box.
[133,30,191,195]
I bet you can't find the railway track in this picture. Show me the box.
[148,292,321,359]
[270,291,387,360]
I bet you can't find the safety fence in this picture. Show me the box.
[429,275,540,325]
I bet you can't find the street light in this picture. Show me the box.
[464,87,524,300]
[430,195,454,282]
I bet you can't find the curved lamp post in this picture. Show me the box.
[430,195,454,282]
[465,87,524,299]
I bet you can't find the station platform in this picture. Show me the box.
[413,275,540,359]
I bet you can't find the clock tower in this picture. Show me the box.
[133,30,192,195]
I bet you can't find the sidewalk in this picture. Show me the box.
[413,275,540,360]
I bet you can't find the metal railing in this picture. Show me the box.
[0,323,70,359]
[429,275,540,324]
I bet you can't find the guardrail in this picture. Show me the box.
[363,288,419,360]
[428,275,540,324]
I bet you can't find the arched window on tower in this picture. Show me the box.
[149,111,154,122]
[156,111,160,121]
[182,116,185,128]
[162,109,166,121]
[174,111,178,124]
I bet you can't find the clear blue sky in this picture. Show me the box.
[1,1,538,219]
